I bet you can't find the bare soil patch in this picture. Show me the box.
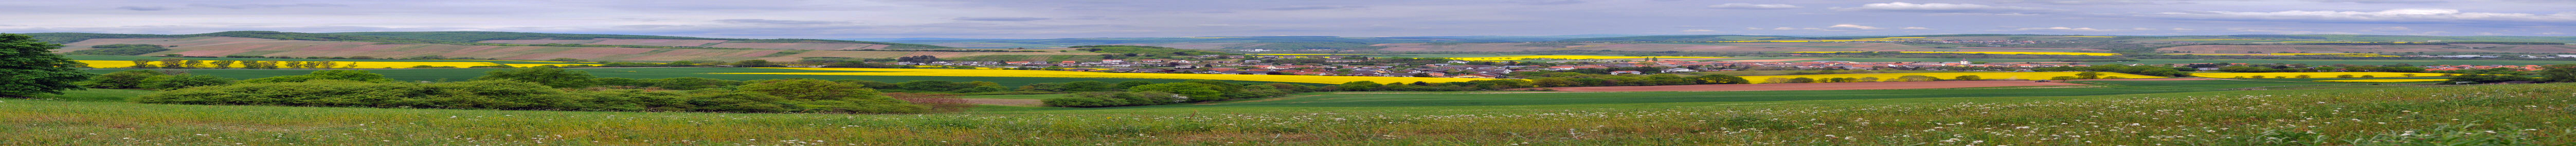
[962,98,1041,106]
[1725,58,1831,62]
[2072,78,2213,81]
[1540,81,2087,92]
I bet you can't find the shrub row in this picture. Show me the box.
[133,79,928,114]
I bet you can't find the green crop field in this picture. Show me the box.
[8,78,2571,145]
[80,67,1294,86]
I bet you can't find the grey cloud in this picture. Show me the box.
[953,17,1053,22]
[1832,2,2065,14]
[2310,0,2447,4]
[1263,6,1366,11]
[712,19,844,25]
[2145,9,2576,23]
[1706,3,1802,10]
[186,4,347,9]
[1521,0,1586,5]
[116,6,170,11]
[2007,0,2192,5]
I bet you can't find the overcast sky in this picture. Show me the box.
[4,0,2573,39]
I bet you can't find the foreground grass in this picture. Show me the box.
[5,83,2572,145]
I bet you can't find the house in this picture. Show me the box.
[1608,70,1644,75]
[1660,68,1698,72]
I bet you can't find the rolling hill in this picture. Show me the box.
[47,36,1090,62]
[329,31,954,49]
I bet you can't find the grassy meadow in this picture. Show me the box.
[9,78,2572,145]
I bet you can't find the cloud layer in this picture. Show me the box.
[4,0,2572,39]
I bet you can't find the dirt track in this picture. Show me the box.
[1725,58,1831,62]
[2072,78,2214,81]
[1540,81,2089,92]
[962,99,1041,106]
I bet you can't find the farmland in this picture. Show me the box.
[76,67,1295,86]
[717,67,1503,84]
[1441,55,1727,61]
[2313,79,2450,82]
[1737,72,2166,83]
[9,78,2571,144]
[51,36,1095,62]
[1788,51,2121,56]
[2189,72,2463,78]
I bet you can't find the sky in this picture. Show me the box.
[3,0,2573,39]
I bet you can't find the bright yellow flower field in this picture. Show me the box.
[1789,51,2121,56]
[2189,72,2460,78]
[720,67,1510,84]
[1738,72,2166,84]
[2311,79,2448,83]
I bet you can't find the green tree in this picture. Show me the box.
[1114,81,1154,89]
[647,77,738,90]
[0,33,96,98]
[1129,83,1224,100]
[733,60,775,67]
[1690,75,1750,84]
[2075,72,2104,80]
[240,70,397,83]
[1953,75,1984,81]
[1892,75,1940,82]
[1056,81,1114,92]
[736,79,925,113]
[897,80,967,92]
[86,70,167,89]
[475,67,600,88]
[141,74,235,90]
[2542,64,2576,82]
[1787,77,1816,83]
[1338,81,1383,91]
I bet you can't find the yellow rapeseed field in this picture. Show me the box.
[1738,72,2166,84]
[1789,51,2121,56]
[1444,55,1727,61]
[74,60,595,68]
[2311,79,2448,83]
[2189,72,2461,79]
[428,59,592,63]
[720,67,1510,84]
[427,59,590,63]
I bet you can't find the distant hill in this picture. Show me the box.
[48,36,1090,62]
[22,31,461,44]
[835,38,1007,42]
[1557,35,1799,42]
[330,31,953,49]
[873,35,1632,48]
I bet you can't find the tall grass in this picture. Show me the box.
[4,83,2571,145]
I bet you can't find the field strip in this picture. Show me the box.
[1541,81,2088,92]
[961,98,1041,106]
[1725,58,1831,62]
[1196,95,1318,105]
